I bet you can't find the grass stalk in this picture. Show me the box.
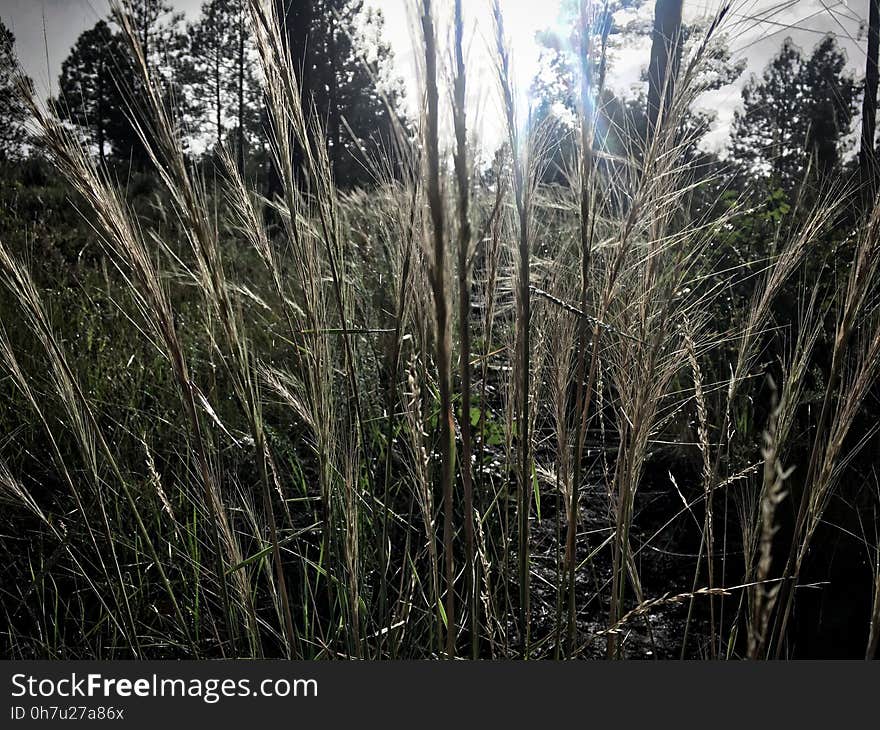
[420,0,457,658]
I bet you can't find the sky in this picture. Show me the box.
[0,0,871,153]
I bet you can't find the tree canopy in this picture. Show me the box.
[273,0,405,189]
[184,0,262,165]
[0,19,31,162]
[731,36,857,196]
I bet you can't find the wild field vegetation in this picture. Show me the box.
[1,0,879,659]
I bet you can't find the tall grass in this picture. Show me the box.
[1,0,879,660]
[452,0,477,660]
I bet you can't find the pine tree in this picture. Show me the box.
[0,19,30,162]
[859,0,880,191]
[125,0,186,74]
[185,0,262,163]
[529,32,578,184]
[56,21,125,164]
[528,2,738,186]
[731,36,856,195]
[646,0,684,139]
[731,39,802,187]
[56,2,190,165]
[800,36,857,179]
[273,0,404,189]
[122,0,193,145]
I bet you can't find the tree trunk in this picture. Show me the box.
[267,0,312,198]
[646,0,684,140]
[236,0,245,171]
[859,0,880,198]
[328,8,341,181]
[98,55,106,164]
[215,45,222,149]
